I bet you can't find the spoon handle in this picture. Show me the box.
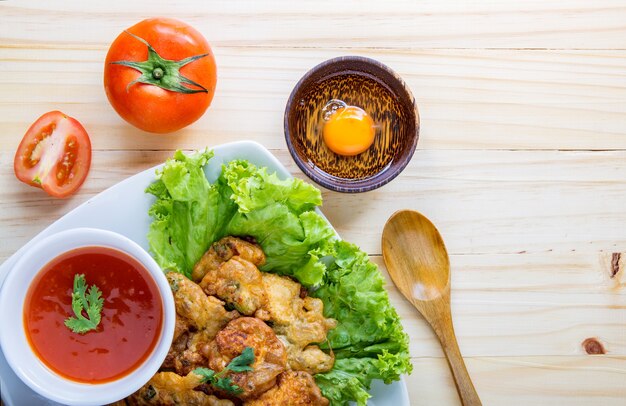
[432,308,482,406]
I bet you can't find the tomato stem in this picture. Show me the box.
[111,31,209,94]
[152,67,164,80]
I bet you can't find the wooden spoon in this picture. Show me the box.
[382,210,482,406]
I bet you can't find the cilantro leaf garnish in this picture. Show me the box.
[194,368,216,382]
[227,346,255,372]
[193,346,255,394]
[213,375,241,394]
[64,274,104,334]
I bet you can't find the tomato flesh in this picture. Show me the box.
[14,111,91,198]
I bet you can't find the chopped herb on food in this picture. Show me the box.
[64,274,104,334]
[226,346,255,372]
[193,346,255,394]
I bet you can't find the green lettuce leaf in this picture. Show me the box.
[224,208,335,286]
[222,159,322,213]
[314,364,371,406]
[312,240,412,405]
[146,150,412,406]
[146,149,236,277]
[221,160,335,287]
[315,241,409,355]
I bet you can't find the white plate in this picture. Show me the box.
[0,140,409,406]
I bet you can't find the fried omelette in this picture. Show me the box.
[118,237,335,406]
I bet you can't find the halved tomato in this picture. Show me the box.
[14,111,92,198]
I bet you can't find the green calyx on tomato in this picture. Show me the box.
[104,18,216,133]
[110,31,209,94]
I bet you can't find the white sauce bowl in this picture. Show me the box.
[0,228,175,406]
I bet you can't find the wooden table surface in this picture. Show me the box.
[1,1,626,405]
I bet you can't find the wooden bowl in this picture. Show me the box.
[284,56,419,193]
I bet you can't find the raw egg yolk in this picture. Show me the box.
[323,106,375,156]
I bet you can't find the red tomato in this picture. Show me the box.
[14,111,92,198]
[103,18,217,133]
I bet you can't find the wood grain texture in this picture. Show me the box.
[5,149,626,259]
[409,356,626,406]
[1,47,625,151]
[2,0,626,49]
[1,1,626,405]
[374,255,626,359]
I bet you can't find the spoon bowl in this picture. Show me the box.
[382,210,450,302]
[382,210,481,406]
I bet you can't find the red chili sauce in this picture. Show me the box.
[24,246,163,383]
